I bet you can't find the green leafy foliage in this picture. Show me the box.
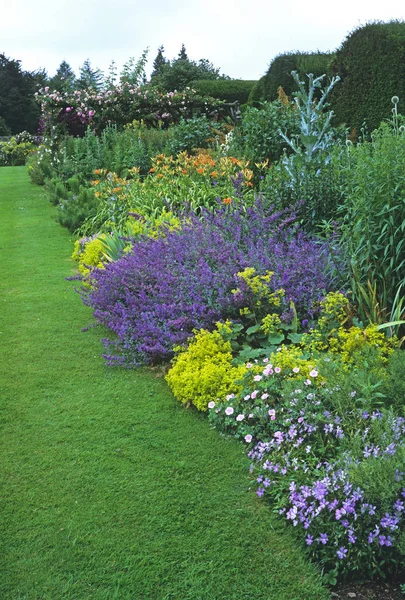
[338,117,405,323]
[227,98,299,167]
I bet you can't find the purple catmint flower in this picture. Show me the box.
[82,199,340,365]
[337,547,348,559]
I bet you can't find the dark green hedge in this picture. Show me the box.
[249,51,334,103]
[330,20,405,134]
[190,79,257,105]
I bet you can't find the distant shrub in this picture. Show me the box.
[0,137,35,166]
[190,79,257,105]
[166,116,214,154]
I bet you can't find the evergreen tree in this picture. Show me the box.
[0,53,39,133]
[178,44,188,61]
[150,48,227,91]
[76,59,104,90]
[49,60,76,93]
[151,45,167,79]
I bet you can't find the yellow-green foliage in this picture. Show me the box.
[72,236,105,277]
[261,313,282,335]
[126,209,182,240]
[166,323,247,412]
[269,345,322,382]
[300,292,395,367]
[232,268,284,318]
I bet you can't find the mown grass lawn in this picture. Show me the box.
[0,166,330,599]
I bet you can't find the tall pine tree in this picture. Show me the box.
[49,60,76,93]
[76,59,104,90]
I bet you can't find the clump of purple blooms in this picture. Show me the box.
[208,360,405,581]
[82,199,340,365]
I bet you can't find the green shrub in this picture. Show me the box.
[330,20,405,134]
[227,99,299,166]
[166,116,214,154]
[0,137,35,166]
[27,149,53,185]
[190,79,257,105]
[56,186,97,232]
[247,76,267,105]
[382,350,405,414]
[56,123,170,183]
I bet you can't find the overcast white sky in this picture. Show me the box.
[1,0,404,80]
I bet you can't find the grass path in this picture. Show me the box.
[0,166,329,600]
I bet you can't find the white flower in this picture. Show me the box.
[208,401,216,409]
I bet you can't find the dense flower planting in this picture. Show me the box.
[208,360,405,582]
[82,200,338,365]
[35,85,225,135]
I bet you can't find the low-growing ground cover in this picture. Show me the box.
[0,168,329,599]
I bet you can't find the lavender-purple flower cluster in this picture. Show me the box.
[82,200,338,365]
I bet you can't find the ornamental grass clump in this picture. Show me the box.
[82,199,339,365]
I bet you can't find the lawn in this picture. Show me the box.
[0,166,329,599]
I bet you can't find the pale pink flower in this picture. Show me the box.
[225,406,234,416]
[244,434,253,443]
[309,369,318,377]
[208,401,216,409]
[236,414,245,422]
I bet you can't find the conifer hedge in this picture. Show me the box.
[330,21,405,134]
[248,51,333,103]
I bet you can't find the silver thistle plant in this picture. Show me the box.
[279,71,341,182]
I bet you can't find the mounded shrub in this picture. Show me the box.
[330,20,405,134]
[190,79,257,105]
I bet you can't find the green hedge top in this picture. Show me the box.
[190,79,257,105]
[249,51,334,103]
[330,20,405,134]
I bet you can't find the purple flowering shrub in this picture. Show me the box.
[208,358,405,582]
[82,200,339,365]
